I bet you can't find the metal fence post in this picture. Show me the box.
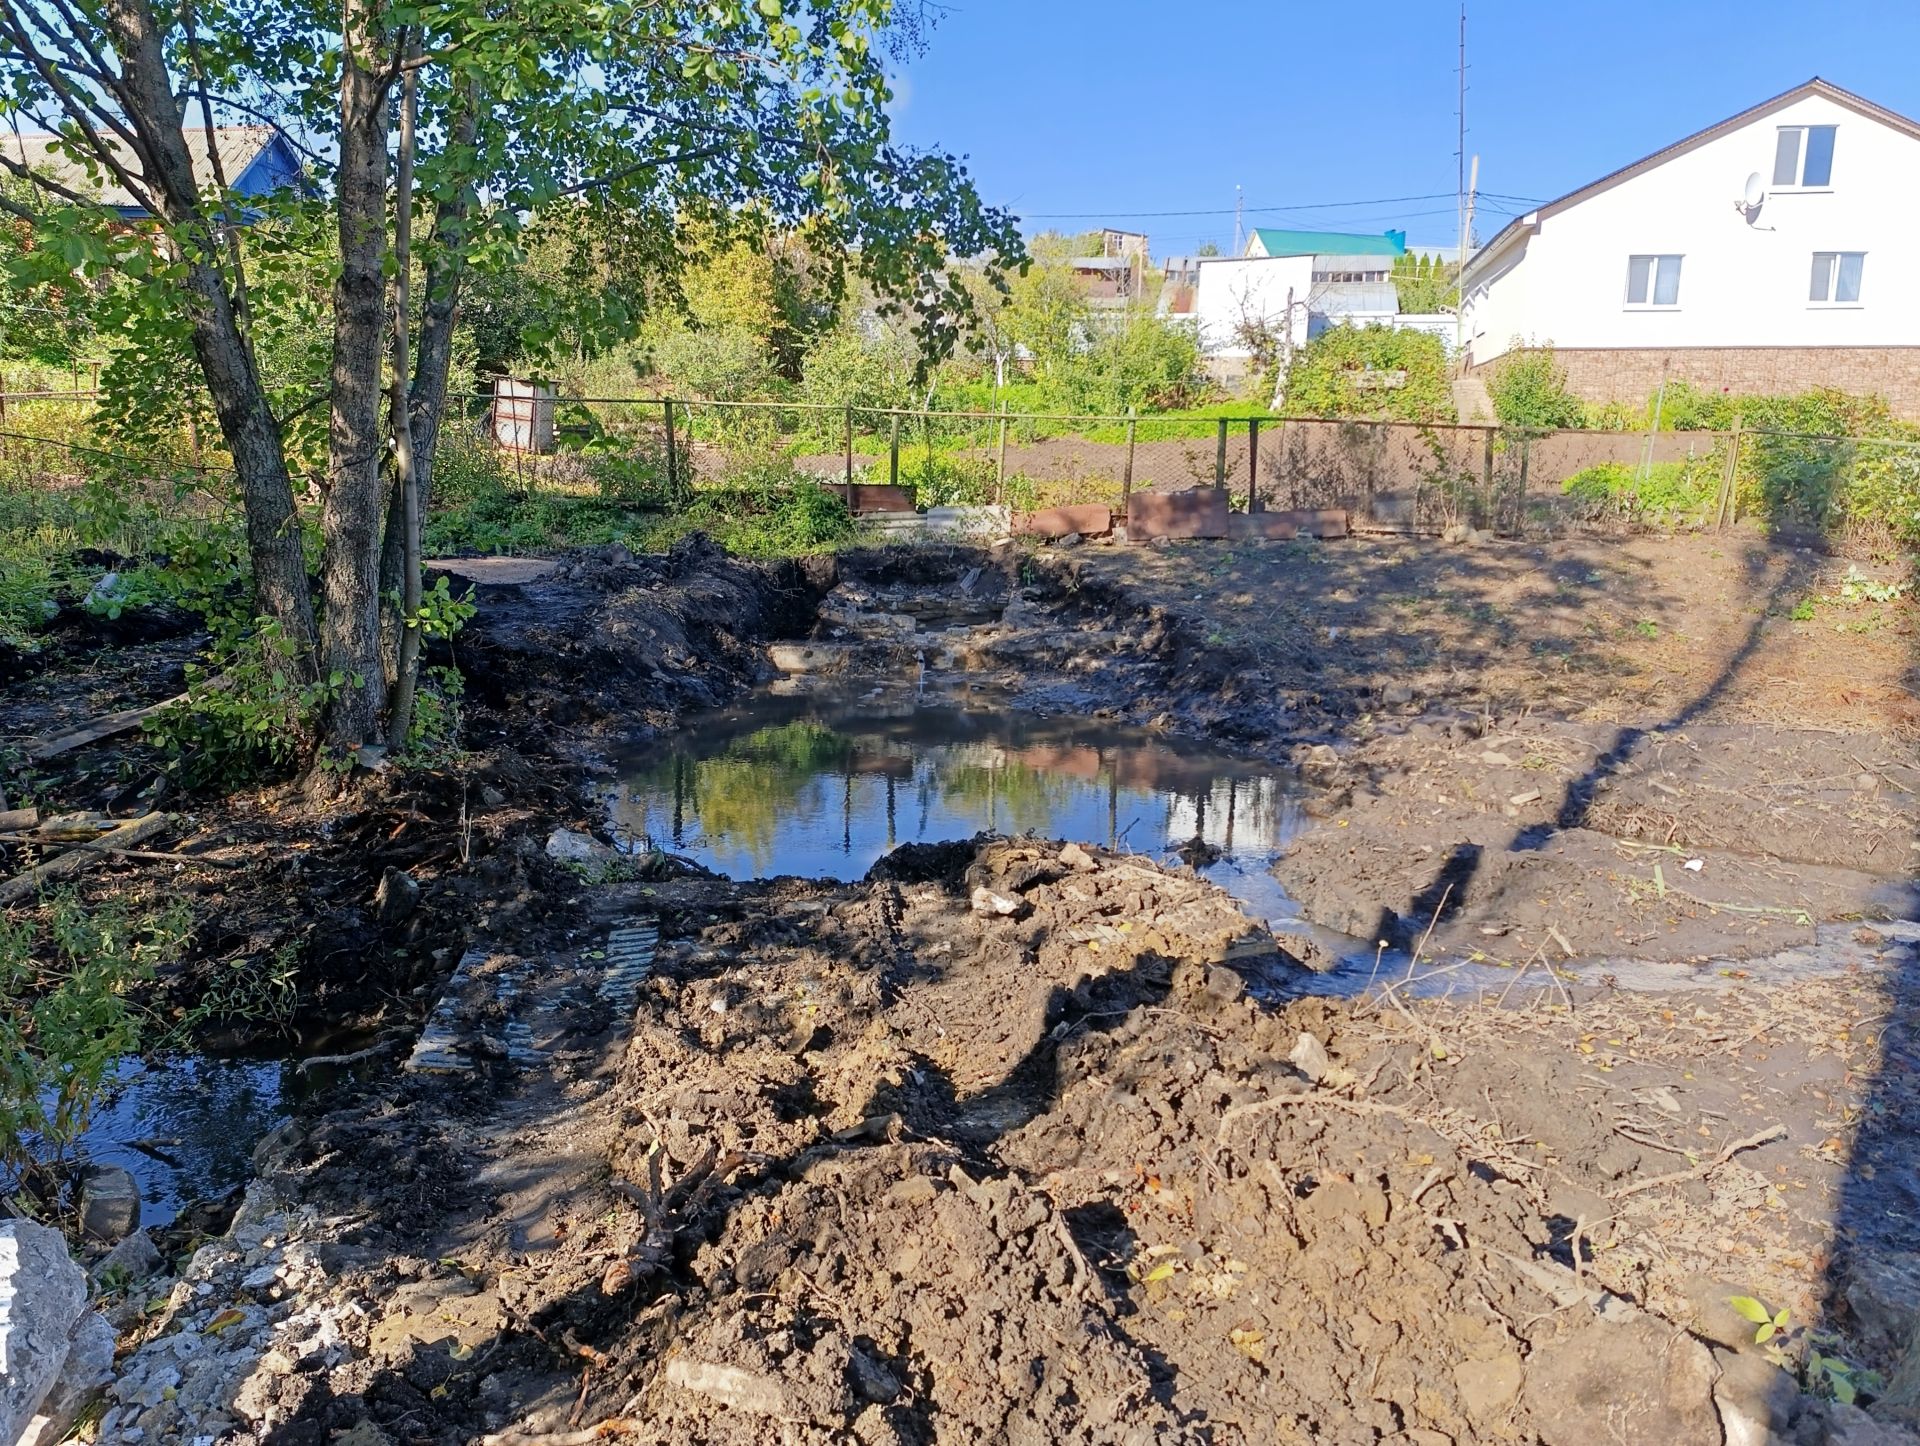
[888,412,900,490]
[1246,418,1260,513]
[996,402,1009,504]
[843,404,855,510]
[662,397,677,502]
[1481,427,1495,525]
[1121,405,1137,515]
[1214,418,1228,490]
[1716,415,1744,531]
[1517,432,1531,534]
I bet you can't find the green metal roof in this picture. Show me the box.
[1250,228,1407,258]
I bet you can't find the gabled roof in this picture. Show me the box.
[1464,78,1920,283]
[0,126,300,216]
[1252,227,1407,258]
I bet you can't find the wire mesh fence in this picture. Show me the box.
[6,384,1919,547]
[517,392,1778,536]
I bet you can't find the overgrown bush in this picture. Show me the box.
[0,552,59,651]
[1283,325,1454,423]
[1648,380,1737,433]
[1486,345,1585,431]
[1562,457,1721,525]
[681,467,854,556]
[1058,316,1205,415]
[1844,424,1920,546]
[430,424,515,508]
[910,453,998,508]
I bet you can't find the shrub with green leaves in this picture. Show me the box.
[0,552,59,650]
[1486,345,1586,431]
[1562,457,1721,525]
[0,891,192,1190]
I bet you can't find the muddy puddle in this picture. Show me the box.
[73,1055,288,1226]
[606,683,1917,1005]
[608,684,1305,884]
[73,1041,380,1227]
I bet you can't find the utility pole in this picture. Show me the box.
[1455,2,1469,355]
[1233,184,1244,257]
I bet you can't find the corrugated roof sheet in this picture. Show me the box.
[1252,227,1406,258]
[0,126,284,212]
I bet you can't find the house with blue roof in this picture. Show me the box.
[0,126,306,221]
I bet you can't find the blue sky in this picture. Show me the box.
[888,0,1920,255]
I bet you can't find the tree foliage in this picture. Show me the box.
[0,0,1021,773]
[1390,252,1458,314]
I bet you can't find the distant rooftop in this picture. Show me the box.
[0,125,299,216]
[1249,227,1407,259]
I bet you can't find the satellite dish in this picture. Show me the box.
[1742,172,1765,209]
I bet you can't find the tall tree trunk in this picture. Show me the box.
[378,88,481,679]
[319,0,392,757]
[101,0,317,671]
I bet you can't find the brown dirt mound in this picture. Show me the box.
[453,534,834,735]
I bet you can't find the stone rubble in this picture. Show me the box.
[94,1177,370,1445]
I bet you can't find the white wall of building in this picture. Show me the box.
[1193,255,1313,359]
[1463,89,1920,365]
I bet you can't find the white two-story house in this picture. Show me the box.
[1460,79,1920,416]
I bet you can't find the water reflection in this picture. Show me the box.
[610,691,1304,883]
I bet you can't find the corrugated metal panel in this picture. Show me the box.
[1311,282,1401,314]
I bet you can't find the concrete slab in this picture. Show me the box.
[1015,504,1114,539]
[1278,508,1350,539]
[1128,489,1229,541]
[925,505,1010,538]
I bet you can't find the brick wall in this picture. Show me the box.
[1466,347,1920,418]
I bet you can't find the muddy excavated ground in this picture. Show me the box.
[9,527,1920,1444]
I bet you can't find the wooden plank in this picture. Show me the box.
[24,676,228,762]
[0,813,172,905]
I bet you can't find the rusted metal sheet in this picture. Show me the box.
[847,484,916,515]
[1127,489,1229,541]
[1015,504,1113,539]
[1227,512,1299,540]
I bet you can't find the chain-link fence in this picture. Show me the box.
[516,393,1789,536]
[8,382,1919,546]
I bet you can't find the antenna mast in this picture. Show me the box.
[1233,184,1244,256]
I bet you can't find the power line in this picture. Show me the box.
[1016,191,1462,220]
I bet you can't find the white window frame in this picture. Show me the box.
[1624,254,1684,310]
[1773,124,1838,190]
[1809,250,1866,307]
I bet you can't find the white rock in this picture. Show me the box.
[545,828,615,864]
[0,1219,90,1446]
[18,1311,116,1446]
